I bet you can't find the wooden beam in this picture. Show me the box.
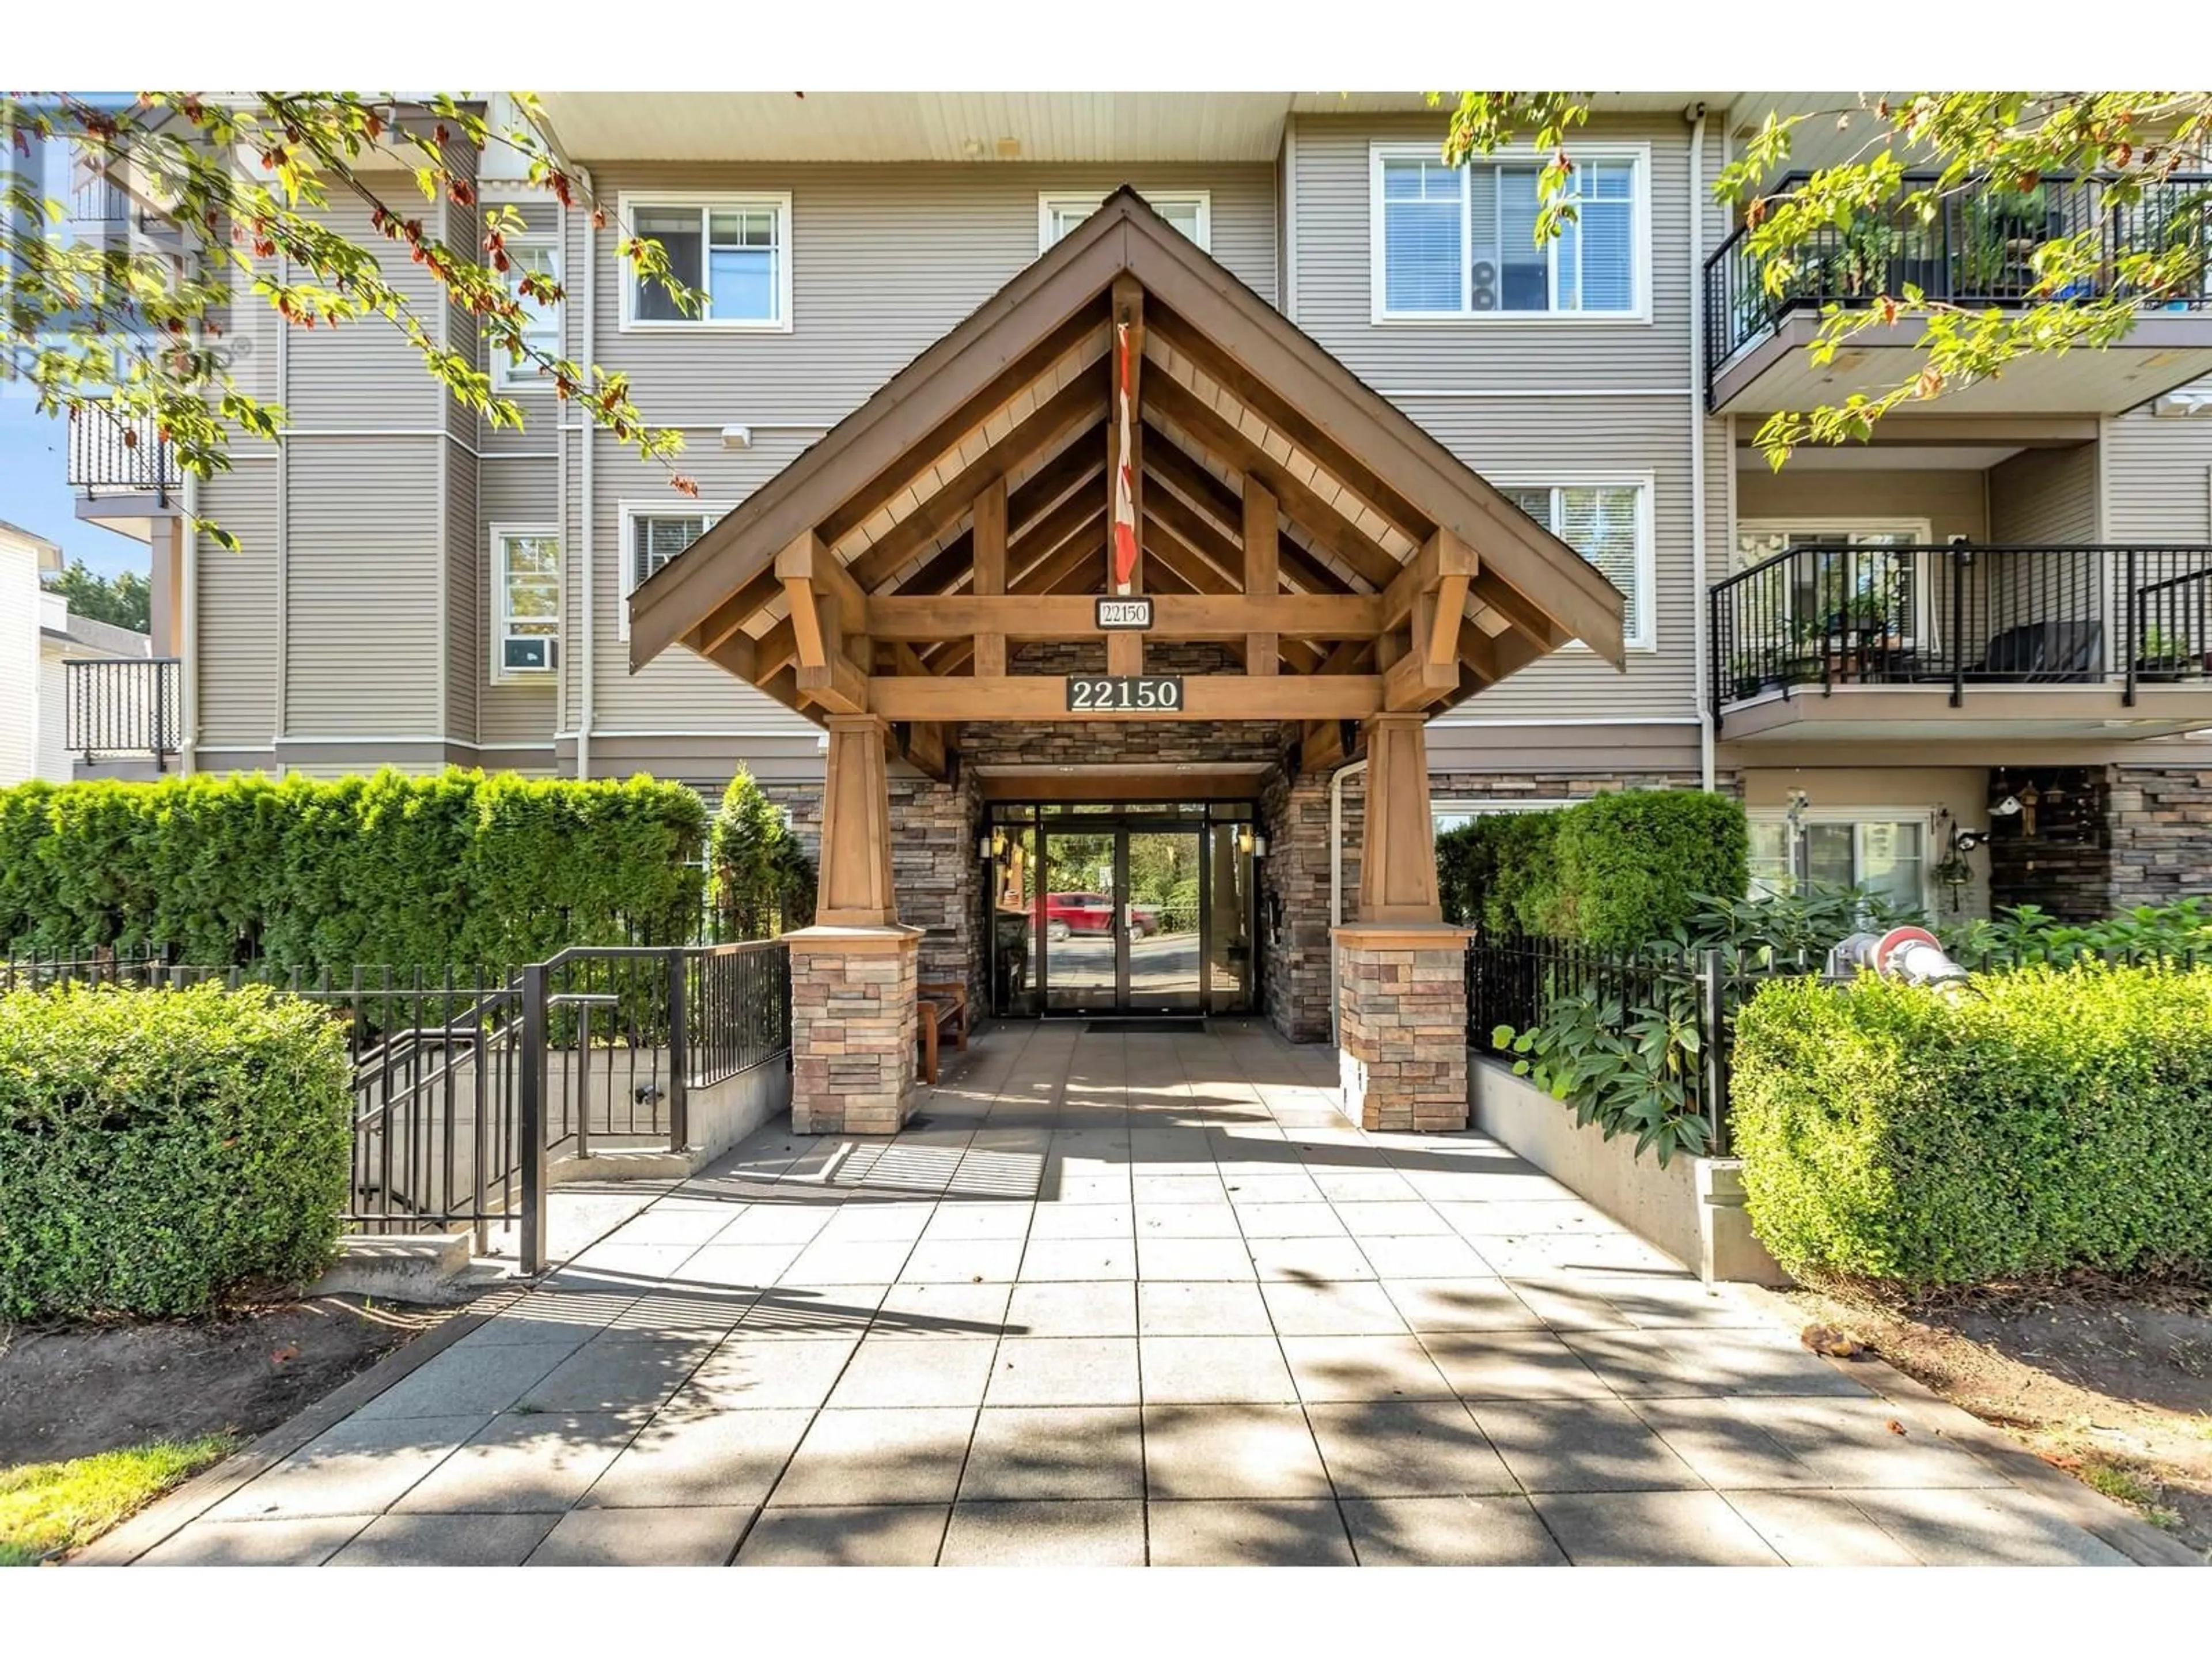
[797,644,870,715]
[1009,486,1108,586]
[818,305,1107,546]
[1384,626,1456,711]
[1142,516,1237,595]
[1147,305,1431,544]
[870,674,1385,722]
[1431,573,1472,666]
[1145,485,1245,588]
[972,477,1007,678]
[1300,717,1347,774]
[1380,527,1479,635]
[1106,274,1145,675]
[1469,570,1573,650]
[846,376,1105,592]
[1356,713,1443,923]
[704,631,756,683]
[1144,376,1401,591]
[1142,437,1242,539]
[864,593,1381,641]
[693,567,782,656]
[785,575,827,671]
[776,528,866,619]
[1244,479,1279,677]
[902,719,948,781]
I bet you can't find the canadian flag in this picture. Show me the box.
[1111,321,1138,594]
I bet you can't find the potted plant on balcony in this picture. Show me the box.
[2134,625,2205,684]
[1782,615,1827,686]
[1728,652,1766,702]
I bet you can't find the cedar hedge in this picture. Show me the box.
[0,982,353,1319]
[1730,965,2212,1286]
[0,768,709,972]
[1436,790,1747,947]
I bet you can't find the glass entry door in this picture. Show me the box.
[1022,819,1228,1016]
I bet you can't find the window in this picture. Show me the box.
[1736,520,1934,646]
[1750,813,1929,912]
[622,194,790,329]
[1498,481,1655,650]
[493,243,560,391]
[493,529,560,679]
[619,505,726,639]
[1040,191,1209,252]
[1373,145,1647,320]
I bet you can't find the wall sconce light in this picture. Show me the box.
[720,425,752,450]
[1252,834,1268,858]
[977,835,994,862]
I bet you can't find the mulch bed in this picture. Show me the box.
[1781,1276,2212,1558]
[0,1297,449,1469]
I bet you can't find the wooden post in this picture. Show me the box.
[1107,274,1144,676]
[1356,712,1443,924]
[1243,479,1279,676]
[816,713,899,926]
[973,477,1007,677]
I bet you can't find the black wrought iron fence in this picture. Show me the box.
[1710,543,2212,724]
[1705,170,2212,389]
[2,940,794,1272]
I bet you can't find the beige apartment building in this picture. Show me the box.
[52,92,2212,1040]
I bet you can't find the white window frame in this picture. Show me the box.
[1369,142,1652,325]
[1487,472,1659,652]
[1747,806,1937,911]
[617,191,793,334]
[617,500,733,641]
[490,524,562,684]
[491,239,562,392]
[1038,190,1211,254]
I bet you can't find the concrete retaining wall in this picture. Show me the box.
[1468,1054,1789,1286]
[689,1056,793,1161]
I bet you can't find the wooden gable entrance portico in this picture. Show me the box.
[630,189,1625,1134]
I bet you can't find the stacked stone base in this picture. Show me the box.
[1334,926,1472,1133]
[786,927,921,1135]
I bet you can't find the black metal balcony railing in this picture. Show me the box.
[1704,172,2212,391]
[1709,544,2212,726]
[66,657,182,768]
[67,404,180,499]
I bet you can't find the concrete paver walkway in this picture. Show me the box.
[121,1022,2138,1566]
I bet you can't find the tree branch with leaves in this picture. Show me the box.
[2,91,707,548]
[1438,90,2212,464]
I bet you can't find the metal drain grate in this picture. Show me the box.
[1085,1018,1206,1035]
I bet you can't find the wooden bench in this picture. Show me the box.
[916,980,970,1085]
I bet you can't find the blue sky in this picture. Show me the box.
[0,399,151,577]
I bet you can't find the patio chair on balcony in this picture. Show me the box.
[1968,619,2103,683]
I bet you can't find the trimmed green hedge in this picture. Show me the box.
[0,983,353,1318]
[0,769,709,971]
[1436,790,1747,947]
[1732,965,2212,1286]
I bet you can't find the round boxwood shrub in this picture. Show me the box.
[1731,964,2212,1286]
[0,982,353,1320]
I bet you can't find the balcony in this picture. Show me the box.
[1709,543,2212,743]
[1705,173,2212,415]
[69,404,181,543]
[66,657,183,773]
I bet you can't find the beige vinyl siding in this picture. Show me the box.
[1737,468,1986,544]
[2103,406,2212,542]
[572,163,1272,743]
[281,441,444,737]
[1990,446,2097,543]
[1290,113,1711,727]
[585,432,829,739]
[194,461,279,752]
[444,440,478,743]
[480,455,560,748]
[282,195,448,431]
[588,162,1274,422]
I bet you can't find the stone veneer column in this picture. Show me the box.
[1334,711,1469,1131]
[786,925,921,1135]
[1335,925,1472,1132]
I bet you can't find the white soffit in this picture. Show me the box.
[537,92,1302,163]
